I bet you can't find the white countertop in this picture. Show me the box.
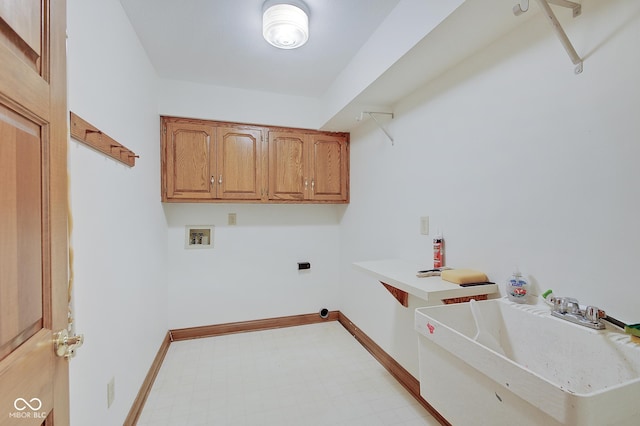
[353,259,499,304]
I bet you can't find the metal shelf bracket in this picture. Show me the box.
[358,111,395,145]
[514,0,584,74]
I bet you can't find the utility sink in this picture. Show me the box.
[415,298,640,425]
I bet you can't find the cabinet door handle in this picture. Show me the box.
[218,175,223,184]
[304,179,308,190]
[311,179,315,192]
[210,176,215,185]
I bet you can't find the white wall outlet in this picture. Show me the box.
[107,377,115,408]
[228,213,237,226]
[420,216,429,235]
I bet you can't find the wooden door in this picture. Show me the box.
[0,0,70,425]
[217,127,263,200]
[268,131,307,201]
[308,134,349,202]
[164,121,217,200]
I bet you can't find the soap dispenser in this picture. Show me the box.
[506,268,530,303]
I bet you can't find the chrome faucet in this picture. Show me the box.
[550,297,606,330]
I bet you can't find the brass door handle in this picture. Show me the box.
[54,329,84,359]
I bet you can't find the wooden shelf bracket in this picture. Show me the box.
[514,0,584,74]
[380,281,409,307]
[70,112,138,167]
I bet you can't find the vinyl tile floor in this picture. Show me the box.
[136,321,442,426]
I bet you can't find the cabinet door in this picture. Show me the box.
[308,134,349,201]
[217,126,263,200]
[165,121,216,199]
[268,131,307,201]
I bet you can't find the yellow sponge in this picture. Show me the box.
[441,269,489,285]
[625,324,640,342]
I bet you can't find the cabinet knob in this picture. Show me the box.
[218,175,223,184]
[311,179,315,192]
[210,176,215,185]
[304,179,308,189]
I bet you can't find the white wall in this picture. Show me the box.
[63,0,640,421]
[339,0,640,378]
[164,204,343,328]
[320,0,464,125]
[67,0,168,424]
[159,79,345,330]
[158,79,322,130]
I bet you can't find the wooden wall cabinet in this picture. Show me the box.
[308,133,349,202]
[162,117,265,202]
[163,120,215,200]
[268,131,348,202]
[161,116,349,204]
[216,126,264,201]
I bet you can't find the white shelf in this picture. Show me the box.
[353,259,499,305]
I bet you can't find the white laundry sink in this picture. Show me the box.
[415,298,640,425]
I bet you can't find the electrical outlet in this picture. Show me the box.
[228,213,237,226]
[107,377,115,408]
[420,216,429,235]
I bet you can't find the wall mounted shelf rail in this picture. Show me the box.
[70,112,139,167]
[358,111,394,145]
[514,0,584,74]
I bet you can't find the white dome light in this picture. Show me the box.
[263,3,309,49]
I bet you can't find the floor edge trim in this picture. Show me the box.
[337,312,450,426]
[124,331,172,426]
[126,311,449,425]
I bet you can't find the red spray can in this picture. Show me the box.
[433,232,444,268]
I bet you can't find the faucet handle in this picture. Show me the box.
[584,306,605,323]
[565,298,580,314]
[553,297,580,314]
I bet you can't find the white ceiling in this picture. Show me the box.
[119,0,546,130]
[119,0,401,98]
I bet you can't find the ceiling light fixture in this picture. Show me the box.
[262,1,309,49]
